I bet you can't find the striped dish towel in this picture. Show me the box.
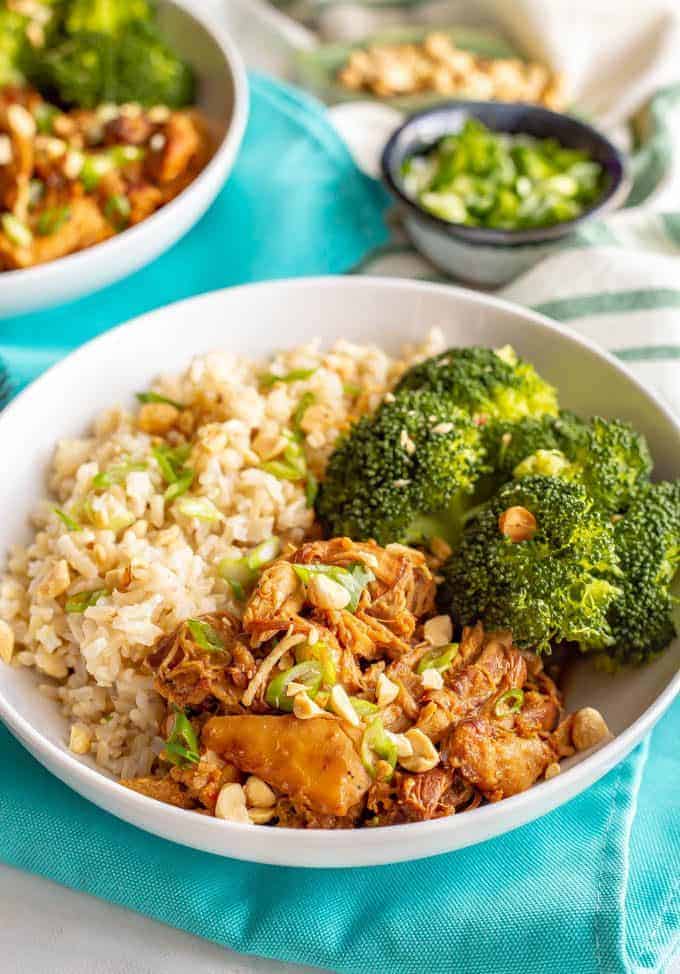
[354,204,680,417]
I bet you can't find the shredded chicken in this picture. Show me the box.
[121,536,600,829]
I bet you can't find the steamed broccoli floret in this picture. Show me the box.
[486,412,651,513]
[607,481,680,664]
[395,345,558,423]
[26,1,195,108]
[64,0,151,34]
[315,390,486,546]
[0,8,30,86]
[439,476,622,653]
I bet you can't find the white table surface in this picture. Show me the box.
[0,863,326,974]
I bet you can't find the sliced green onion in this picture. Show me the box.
[152,443,193,494]
[163,706,200,766]
[245,537,281,572]
[305,471,318,508]
[37,206,71,236]
[186,618,225,652]
[218,558,256,601]
[343,382,361,397]
[34,103,59,134]
[65,588,109,613]
[80,154,114,191]
[265,660,323,712]
[28,179,44,209]
[176,497,223,522]
[92,459,147,489]
[2,214,32,249]
[164,467,194,502]
[292,561,374,614]
[295,639,336,686]
[104,193,131,232]
[361,716,397,780]
[349,696,379,718]
[417,642,459,675]
[108,145,146,166]
[137,391,185,410]
[292,391,315,435]
[54,507,81,532]
[219,538,280,601]
[260,368,317,387]
[494,688,525,717]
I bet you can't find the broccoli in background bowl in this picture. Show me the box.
[2,0,195,109]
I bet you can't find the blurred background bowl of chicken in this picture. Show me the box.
[0,276,677,867]
[0,0,248,317]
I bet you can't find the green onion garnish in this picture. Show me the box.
[417,643,459,675]
[265,660,323,712]
[218,537,280,600]
[137,391,185,410]
[163,706,200,766]
[104,194,131,232]
[2,214,32,249]
[164,467,195,503]
[292,391,315,435]
[305,471,318,508]
[292,561,374,614]
[80,154,114,191]
[109,145,146,167]
[295,639,336,687]
[260,368,317,387]
[361,716,398,780]
[349,697,379,718]
[176,497,223,522]
[54,507,81,532]
[494,688,525,717]
[36,206,71,236]
[151,443,194,500]
[186,618,226,652]
[92,459,147,490]
[262,432,308,483]
[34,103,59,134]
[65,588,109,613]
[28,179,44,209]
[343,382,361,397]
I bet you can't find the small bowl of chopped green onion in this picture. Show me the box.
[381,101,630,286]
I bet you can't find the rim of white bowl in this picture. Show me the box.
[0,0,249,292]
[0,276,678,861]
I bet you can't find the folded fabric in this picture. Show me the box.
[0,71,678,974]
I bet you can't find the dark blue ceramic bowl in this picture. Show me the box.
[380,101,631,285]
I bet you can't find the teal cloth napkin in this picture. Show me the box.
[0,73,678,974]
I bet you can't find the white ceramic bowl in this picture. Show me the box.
[0,0,248,317]
[0,277,678,868]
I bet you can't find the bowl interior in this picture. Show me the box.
[0,277,677,865]
[381,101,628,244]
[157,0,234,142]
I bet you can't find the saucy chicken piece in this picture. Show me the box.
[244,537,436,661]
[146,612,255,712]
[203,715,371,817]
[122,774,198,809]
[445,716,556,802]
[145,112,200,184]
[416,629,526,742]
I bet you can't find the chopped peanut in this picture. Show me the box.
[572,707,610,751]
[137,401,179,434]
[376,672,399,708]
[214,782,250,823]
[244,775,277,809]
[0,620,15,664]
[36,559,70,600]
[423,614,452,646]
[399,728,440,773]
[69,722,92,755]
[498,506,537,542]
